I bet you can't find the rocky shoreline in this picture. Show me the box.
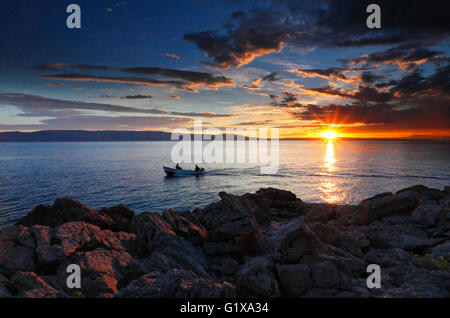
[0,185,449,298]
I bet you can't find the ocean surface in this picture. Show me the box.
[0,140,449,228]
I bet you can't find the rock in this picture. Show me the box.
[364,248,423,268]
[426,241,450,262]
[162,209,207,245]
[58,249,141,297]
[98,204,135,232]
[33,222,100,266]
[18,198,125,231]
[9,271,63,298]
[237,256,280,297]
[153,230,210,278]
[0,284,11,298]
[256,188,297,201]
[367,221,445,252]
[303,203,336,224]
[194,192,260,241]
[131,212,176,255]
[202,242,243,256]
[411,202,445,226]
[262,218,323,263]
[276,264,312,296]
[353,191,419,225]
[396,185,446,202]
[0,225,36,275]
[116,270,236,298]
[311,261,340,289]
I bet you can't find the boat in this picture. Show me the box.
[163,166,205,176]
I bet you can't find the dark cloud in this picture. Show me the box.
[0,93,235,119]
[120,67,233,87]
[121,94,153,99]
[34,63,67,71]
[0,115,191,131]
[183,0,449,69]
[39,66,234,90]
[183,8,292,69]
[342,46,447,71]
[289,102,450,130]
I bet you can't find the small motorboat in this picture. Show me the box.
[163,166,205,176]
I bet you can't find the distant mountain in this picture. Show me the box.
[0,130,173,142]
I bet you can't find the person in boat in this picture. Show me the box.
[175,163,182,170]
[195,164,200,172]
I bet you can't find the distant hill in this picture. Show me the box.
[0,130,448,142]
[0,130,173,142]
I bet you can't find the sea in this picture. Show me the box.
[0,140,449,228]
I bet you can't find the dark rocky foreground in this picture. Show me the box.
[0,185,449,298]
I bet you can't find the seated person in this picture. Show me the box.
[195,164,200,171]
[175,163,182,169]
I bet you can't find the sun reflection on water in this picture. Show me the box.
[319,140,344,204]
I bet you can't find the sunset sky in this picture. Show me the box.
[0,0,449,138]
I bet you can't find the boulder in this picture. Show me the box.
[116,270,236,298]
[0,225,36,275]
[236,256,280,297]
[194,192,260,241]
[9,271,64,298]
[98,204,135,232]
[411,202,445,226]
[256,188,297,201]
[18,198,125,231]
[58,249,141,297]
[367,221,445,252]
[353,191,419,225]
[276,264,312,297]
[262,218,323,263]
[162,209,207,245]
[396,185,446,202]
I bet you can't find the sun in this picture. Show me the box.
[320,130,339,140]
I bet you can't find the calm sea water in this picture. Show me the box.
[0,140,449,228]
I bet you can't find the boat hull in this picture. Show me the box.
[163,166,204,176]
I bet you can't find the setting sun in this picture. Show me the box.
[320,130,339,140]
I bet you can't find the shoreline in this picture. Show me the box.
[0,184,449,298]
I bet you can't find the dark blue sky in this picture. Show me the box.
[0,0,448,138]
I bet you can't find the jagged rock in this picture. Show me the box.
[426,241,450,262]
[153,230,210,278]
[303,203,336,223]
[256,188,297,201]
[363,248,423,268]
[237,256,280,297]
[194,192,260,241]
[9,271,64,298]
[203,241,243,256]
[411,202,445,226]
[131,212,176,255]
[0,225,36,275]
[262,218,323,263]
[311,261,340,289]
[162,209,207,245]
[58,249,142,298]
[32,222,100,266]
[396,185,446,202]
[98,204,135,232]
[116,270,236,298]
[18,198,126,231]
[353,190,419,225]
[367,221,445,252]
[33,222,138,266]
[276,264,312,296]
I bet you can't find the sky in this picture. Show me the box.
[0,0,449,138]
